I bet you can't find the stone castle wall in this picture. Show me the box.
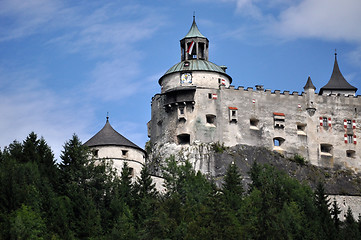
[149,83,361,172]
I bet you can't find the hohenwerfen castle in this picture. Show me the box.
[147,17,360,173]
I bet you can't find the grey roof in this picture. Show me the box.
[303,76,316,90]
[320,54,357,94]
[183,17,206,39]
[160,59,232,83]
[84,118,144,151]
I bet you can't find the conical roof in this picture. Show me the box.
[320,54,357,94]
[84,118,144,151]
[183,16,206,39]
[303,76,316,90]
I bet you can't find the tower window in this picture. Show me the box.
[122,150,128,157]
[93,149,99,157]
[177,134,190,145]
[206,114,216,125]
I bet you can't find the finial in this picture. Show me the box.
[335,48,337,56]
[193,11,195,21]
[106,112,109,121]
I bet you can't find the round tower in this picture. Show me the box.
[149,17,232,147]
[84,117,145,179]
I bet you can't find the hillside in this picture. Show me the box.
[213,144,361,195]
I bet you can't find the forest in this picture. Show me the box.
[1,132,361,239]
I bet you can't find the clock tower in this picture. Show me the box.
[149,17,232,147]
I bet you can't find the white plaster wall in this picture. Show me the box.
[161,71,230,93]
[95,145,145,165]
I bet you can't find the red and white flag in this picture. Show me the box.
[187,41,195,54]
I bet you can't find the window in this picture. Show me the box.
[346,150,356,158]
[122,150,128,157]
[323,117,328,126]
[320,144,333,156]
[320,117,331,129]
[273,113,285,129]
[347,134,354,144]
[93,149,99,157]
[297,123,307,135]
[273,137,285,147]
[347,119,352,129]
[178,106,186,121]
[250,119,259,130]
[208,93,212,99]
[229,107,238,123]
[206,114,216,125]
[177,134,190,145]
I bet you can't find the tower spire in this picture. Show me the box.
[319,52,357,95]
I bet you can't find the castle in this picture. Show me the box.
[147,17,360,173]
[84,17,360,178]
[83,18,361,218]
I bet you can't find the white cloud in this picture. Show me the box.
[0,67,94,161]
[0,0,67,41]
[272,0,361,42]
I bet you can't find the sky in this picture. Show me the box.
[1,0,361,161]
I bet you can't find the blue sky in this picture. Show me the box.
[1,0,361,160]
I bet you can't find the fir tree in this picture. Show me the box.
[222,162,243,211]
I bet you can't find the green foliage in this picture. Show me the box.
[10,204,46,240]
[211,142,227,153]
[292,153,306,165]
[1,133,359,239]
[222,163,244,211]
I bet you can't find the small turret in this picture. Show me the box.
[180,16,209,61]
[304,76,316,116]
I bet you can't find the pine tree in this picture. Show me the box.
[330,198,341,232]
[314,182,336,239]
[222,162,243,211]
[341,207,360,240]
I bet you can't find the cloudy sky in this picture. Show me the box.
[1,0,361,160]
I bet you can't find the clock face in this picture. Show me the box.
[181,73,192,83]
